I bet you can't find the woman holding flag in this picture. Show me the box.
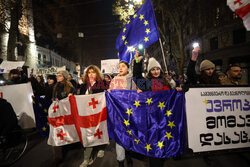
[133,50,174,167]
[108,61,137,167]
[79,65,107,167]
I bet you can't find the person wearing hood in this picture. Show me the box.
[45,75,57,100]
[186,46,221,87]
[7,69,22,85]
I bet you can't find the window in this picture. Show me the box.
[210,37,218,50]
[43,55,46,64]
[38,54,41,64]
[233,28,246,44]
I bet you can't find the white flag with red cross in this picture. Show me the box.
[47,92,109,147]
[227,0,250,30]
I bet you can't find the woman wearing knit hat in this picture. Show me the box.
[51,70,75,166]
[53,70,75,100]
[133,50,170,92]
[186,46,221,86]
[133,50,171,167]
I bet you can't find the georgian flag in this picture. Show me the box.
[227,0,250,30]
[47,92,109,147]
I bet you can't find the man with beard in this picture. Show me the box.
[222,64,248,86]
[187,46,221,87]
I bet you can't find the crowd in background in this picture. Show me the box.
[0,46,249,167]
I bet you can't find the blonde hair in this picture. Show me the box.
[83,65,103,84]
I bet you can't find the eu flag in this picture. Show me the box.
[32,97,52,136]
[116,0,160,63]
[106,90,186,158]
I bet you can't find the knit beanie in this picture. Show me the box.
[147,57,161,72]
[200,60,215,71]
[57,70,69,79]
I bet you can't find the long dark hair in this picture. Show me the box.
[200,71,221,85]
[146,68,170,87]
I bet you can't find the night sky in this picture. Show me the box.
[33,0,121,67]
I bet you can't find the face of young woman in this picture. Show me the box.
[56,74,64,82]
[204,68,214,77]
[150,67,161,78]
[119,63,129,76]
[36,76,41,83]
[88,69,97,82]
[48,79,54,85]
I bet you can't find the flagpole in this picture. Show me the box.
[159,38,168,72]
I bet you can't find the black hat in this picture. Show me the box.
[47,75,57,83]
[9,69,21,75]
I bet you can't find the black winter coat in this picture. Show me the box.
[79,80,107,95]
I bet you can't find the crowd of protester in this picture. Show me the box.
[0,45,249,167]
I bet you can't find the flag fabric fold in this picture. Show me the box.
[47,92,109,147]
[105,90,186,158]
[116,0,160,63]
[32,96,52,136]
[227,0,250,30]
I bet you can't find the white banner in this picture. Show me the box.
[28,66,66,76]
[186,87,250,152]
[0,83,35,129]
[0,61,25,73]
[101,59,119,74]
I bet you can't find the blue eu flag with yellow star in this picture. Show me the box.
[116,0,160,63]
[106,90,186,158]
[32,97,52,136]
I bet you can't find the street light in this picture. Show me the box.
[192,42,199,49]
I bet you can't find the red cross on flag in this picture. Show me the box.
[47,92,109,147]
[227,0,250,30]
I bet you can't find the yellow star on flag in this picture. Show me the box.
[32,100,35,104]
[126,108,133,116]
[127,20,130,24]
[44,109,47,113]
[39,103,42,107]
[133,14,137,18]
[47,122,50,126]
[165,109,172,117]
[122,35,126,41]
[157,141,164,150]
[139,14,144,20]
[167,121,175,129]
[134,139,140,144]
[133,101,141,108]
[165,131,173,140]
[145,143,152,152]
[124,119,130,126]
[144,37,149,42]
[127,130,132,135]
[124,40,128,45]
[42,126,46,131]
[143,20,149,26]
[145,28,151,34]
[158,101,165,109]
[123,27,126,33]
[145,98,153,105]
[203,99,209,104]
